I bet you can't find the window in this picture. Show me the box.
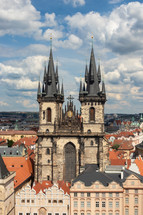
[33,214,37,215]
[109,201,113,208]
[87,213,91,215]
[55,213,59,215]
[74,201,78,207]
[116,193,119,197]
[96,193,99,197]
[134,208,138,215]
[135,189,138,194]
[81,192,84,197]
[81,201,84,208]
[63,214,66,215]
[48,214,52,215]
[115,213,119,215]
[102,201,106,207]
[102,213,106,215]
[47,148,50,154]
[19,213,23,215]
[43,111,45,120]
[109,213,113,215]
[102,193,105,197]
[53,200,57,203]
[74,192,77,197]
[135,198,138,204]
[47,175,50,180]
[116,201,119,208]
[21,199,25,203]
[90,140,93,146]
[131,181,134,185]
[48,159,50,163]
[47,108,51,122]
[87,192,90,197]
[26,214,30,215]
[87,201,91,207]
[48,200,51,203]
[96,201,99,207]
[74,213,77,215]
[125,198,129,204]
[109,193,112,197]
[27,199,30,203]
[125,208,129,215]
[81,213,84,215]
[31,200,34,203]
[96,213,99,215]
[90,107,95,121]
[59,200,63,203]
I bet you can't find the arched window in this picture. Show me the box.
[47,108,51,122]
[43,111,45,120]
[89,107,95,121]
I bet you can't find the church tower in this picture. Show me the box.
[79,46,108,171]
[35,44,109,183]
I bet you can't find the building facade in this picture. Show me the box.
[34,45,109,183]
[15,183,70,215]
[70,165,143,215]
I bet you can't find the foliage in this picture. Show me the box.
[7,139,14,147]
[112,144,120,150]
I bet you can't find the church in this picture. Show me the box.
[34,44,109,183]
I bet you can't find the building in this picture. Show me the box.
[15,181,70,215]
[70,165,143,215]
[34,45,109,183]
[0,154,15,215]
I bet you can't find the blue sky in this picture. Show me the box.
[0,0,143,113]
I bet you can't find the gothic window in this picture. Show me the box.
[43,111,45,120]
[47,108,51,122]
[47,148,50,155]
[89,107,95,121]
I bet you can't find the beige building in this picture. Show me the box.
[0,130,37,142]
[15,182,70,215]
[35,45,109,183]
[0,155,15,215]
[70,165,143,215]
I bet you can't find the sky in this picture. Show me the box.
[0,0,143,113]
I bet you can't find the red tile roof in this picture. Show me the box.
[13,136,38,147]
[135,156,143,176]
[3,157,33,189]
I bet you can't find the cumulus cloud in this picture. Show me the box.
[44,13,57,27]
[16,99,37,108]
[55,34,83,49]
[63,0,85,7]
[65,2,143,54]
[0,0,42,37]
[0,101,8,106]
[109,0,124,4]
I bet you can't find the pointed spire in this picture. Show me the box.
[57,81,60,94]
[97,62,101,84]
[37,81,41,98]
[85,64,88,83]
[61,80,64,95]
[55,63,59,84]
[102,81,106,95]
[83,82,85,91]
[44,65,47,83]
[79,79,82,93]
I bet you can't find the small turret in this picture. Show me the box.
[97,64,101,84]
[37,81,41,99]
[55,64,59,84]
[85,64,88,83]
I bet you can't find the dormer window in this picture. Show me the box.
[89,107,95,121]
[47,108,51,122]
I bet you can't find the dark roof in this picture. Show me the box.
[0,145,26,156]
[72,165,143,187]
[136,142,143,150]
[0,154,10,179]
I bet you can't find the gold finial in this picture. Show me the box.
[91,34,94,47]
[50,33,52,48]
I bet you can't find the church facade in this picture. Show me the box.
[34,45,109,183]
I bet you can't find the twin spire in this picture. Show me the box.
[79,46,106,101]
[37,47,64,102]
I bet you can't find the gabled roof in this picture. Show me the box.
[13,136,38,147]
[0,154,10,179]
[72,164,143,187]
[3,157,33,188]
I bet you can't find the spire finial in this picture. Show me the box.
[50,33,52,49]
[91,34,94,48]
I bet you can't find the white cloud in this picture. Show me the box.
[0,101,8,106]
[0,0,42,37]
[44,13,57,27]
[109,0,123,4]
[16,99,37,108]
[55,34,83,49]
[63,0,85,7]
[65,2,143,54]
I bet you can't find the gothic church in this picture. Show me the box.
[35,45,109,183]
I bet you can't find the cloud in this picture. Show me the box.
[63,0,85,7]
[44,13,57,27]
[0,0,42,37]
[65,2,143,54]
[16,99,37,108]
[55,34,83,49]
[109,0,124,4]
[0,101,8,106]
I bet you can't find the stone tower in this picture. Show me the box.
[34,45,109,183]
